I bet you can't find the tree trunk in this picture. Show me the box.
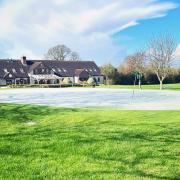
[134,76,136,88]
[106,76,109,85]
[156,73,164,90]
[160,80,163,90]
[138,79,142,90]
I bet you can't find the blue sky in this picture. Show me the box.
[0,0,179,66]
[113,0,180,55]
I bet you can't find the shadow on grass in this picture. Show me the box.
[0,103,79,123]
[76,169,172,180]
[0,104,179,179]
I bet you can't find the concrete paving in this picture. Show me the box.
[0,88,180,110]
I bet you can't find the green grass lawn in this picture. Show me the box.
[0,104,180,179]
[98,83,180,90]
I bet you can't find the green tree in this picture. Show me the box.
[100,63,116,85]
[119,51,146,89]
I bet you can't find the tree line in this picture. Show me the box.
[101,34,179,90]
[44,34,179,89]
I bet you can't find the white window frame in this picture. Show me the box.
[4,69,8,73]
[20,68,24,73]
[12,68,17,73]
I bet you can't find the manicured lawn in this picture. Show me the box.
[98,83,180,90]
[0,104,180,179]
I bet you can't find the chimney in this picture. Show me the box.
[21,56,27,65]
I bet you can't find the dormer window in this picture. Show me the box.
[4,69,8,73]
[89,69,92,72]
[12,68,16,73]
[93,68,97,72]
[42,68,45,73]
[20,68,24,73]
[58,68,61,72]
[63,68,67,72]
[52,68,56,72]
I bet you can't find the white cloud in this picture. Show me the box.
[0,0,177,65]
[175,44,180,58]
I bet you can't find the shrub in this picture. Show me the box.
[63,77,72,84]
[87,77,96,86]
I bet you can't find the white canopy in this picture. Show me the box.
[30,74,61,80]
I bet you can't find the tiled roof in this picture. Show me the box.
[28,62,42,73]
[75,69,86,76]
[27,60,101,77]
[0,60,29,79]
[75,69,90,78]
[0,59,101,79]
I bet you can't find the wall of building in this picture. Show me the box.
[74,76,104,84]
[0,79,6,86]
[93,76,104,84]
[69,77,74,83]
[74,76,79,83]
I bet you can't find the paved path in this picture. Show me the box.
[0,88,180,110]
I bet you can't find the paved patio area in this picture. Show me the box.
[0,88,180,110]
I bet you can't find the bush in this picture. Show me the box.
[63,77,72,84]
[87,77,96,86]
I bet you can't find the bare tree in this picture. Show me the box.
[119,55,137,74]
[71,51,80,61]
[45,45,71,61]
[147,34,177,90]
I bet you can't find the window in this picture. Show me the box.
[20,68,24,73]
[12,68,16,73]
[52,68,56,72]
[4,69,8,73]
[98,77,100,82]
[85,69,88,71]
[57,68,61,72]
[34,69,37,74]
[63,68,67,72]
[89,68,92,72]
[42,68,45,73]
[46,69,49,73]
[93,68,97,72]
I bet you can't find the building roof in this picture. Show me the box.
[28,62,42,73]
[0,59,101,79]
[0,60,29,79]
[75,69,90,78]
[27,60,101,77]
[75,69,86,76]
